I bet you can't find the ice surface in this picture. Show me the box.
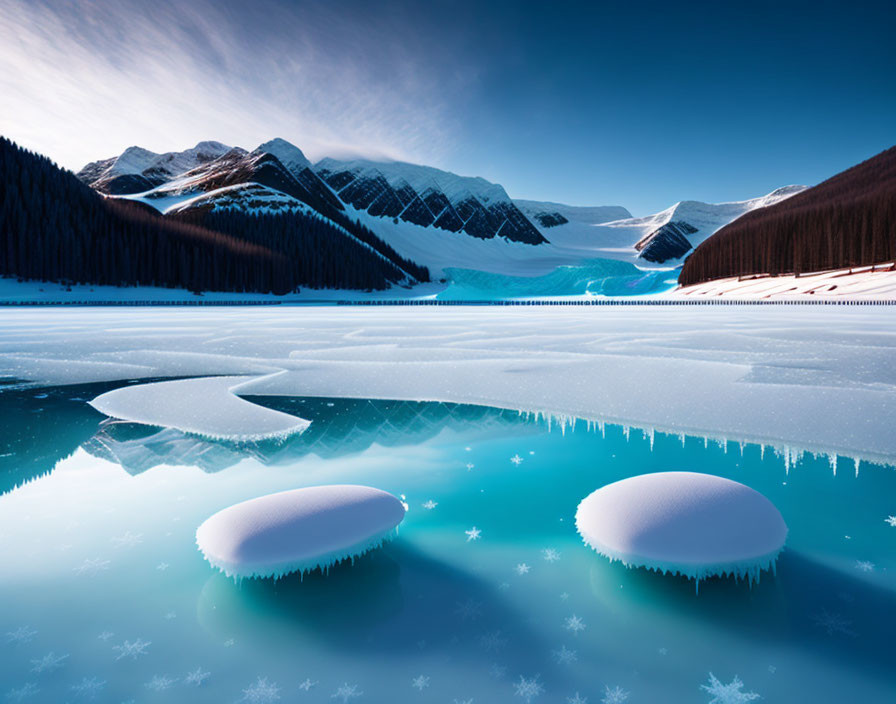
[195,485,406,579]
[2,306,895,465]
[89,376,310,441]
[575,472,787,587]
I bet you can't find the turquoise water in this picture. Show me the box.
[437,260,678,299]
[0,383,894,703]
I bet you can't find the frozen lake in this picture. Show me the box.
[0,306,894,702]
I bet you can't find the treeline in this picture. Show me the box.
[326,207,430,283]
[0,137,424,294]
[172,208,415,291]
[680,146,896,286]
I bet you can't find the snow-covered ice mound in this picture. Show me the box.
[196,485,407,580]
[575,472,787,588]
[89,376,309,441]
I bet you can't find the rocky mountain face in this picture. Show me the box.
[77,141,232,194]
[635,221,699,263]
[315,158,548,245]
[75,137,799,281]
[77,140,566,250]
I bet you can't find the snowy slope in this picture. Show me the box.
[673,264,896,299]
[540,186,807,267]
[316,157,548,245]
[78,141,232,193]
[254,138,313,177]
[75,138,806,289]
[514,200,632,229]
[326,185,803,280]
[317,157,511,206]
[115,146,336,218]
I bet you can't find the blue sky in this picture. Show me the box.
[1,0,893,215]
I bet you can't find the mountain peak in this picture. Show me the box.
[255,138,312,176]
[193,140,230,153]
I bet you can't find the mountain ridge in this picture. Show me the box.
[72,136,806,287]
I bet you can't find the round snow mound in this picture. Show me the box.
[196,485,407,580]
[575,472,787,587]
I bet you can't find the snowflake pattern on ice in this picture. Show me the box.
[113,638,151,660]
[564,615,586,634]
[602,685,630,704]
[489,663,508,679]
[552,645,578,665]
[513,675,544,703]
[422,500,437,510]
[157,562,170,571]
[6,682,38,702]
[811,609,856,637]
[411,675,430,690]
[145,675,177,692]
[5,626,37,644]
[241,677,281,703]
[542,548,561,562]
[298,678,318,691]
[30,651,69,674]
[479,630,508,653]
[73,558,110,576]
[854,560,875,572]
[331,682,363,702]
[111,530,143,548]
[885,515,896,527]
[515,563,531,575]
[567,693,588,704]
[455,599,483,621]
[97,631,114,641]
[466,463,475,471]
[184,668,211,686]
[510,454,524,466]
[465,526,482,542]
[700,673,760,703]
[70,677,106,700]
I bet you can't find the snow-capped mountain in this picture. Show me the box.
[315,158,547,245]
[514,200,632,230]
[77,141,232,194]
[75,137,803,283]
[138,144,346,218]
[539,185,807,267]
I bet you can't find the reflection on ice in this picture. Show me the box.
[0,382,894,702]
[81,397,537,475]
[76,396,895,482]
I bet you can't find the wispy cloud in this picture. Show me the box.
[0,0,471,169]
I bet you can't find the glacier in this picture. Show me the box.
[437,259,677,299]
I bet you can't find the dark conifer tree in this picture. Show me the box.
[680,146,896,286]
[0,137,430,294]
